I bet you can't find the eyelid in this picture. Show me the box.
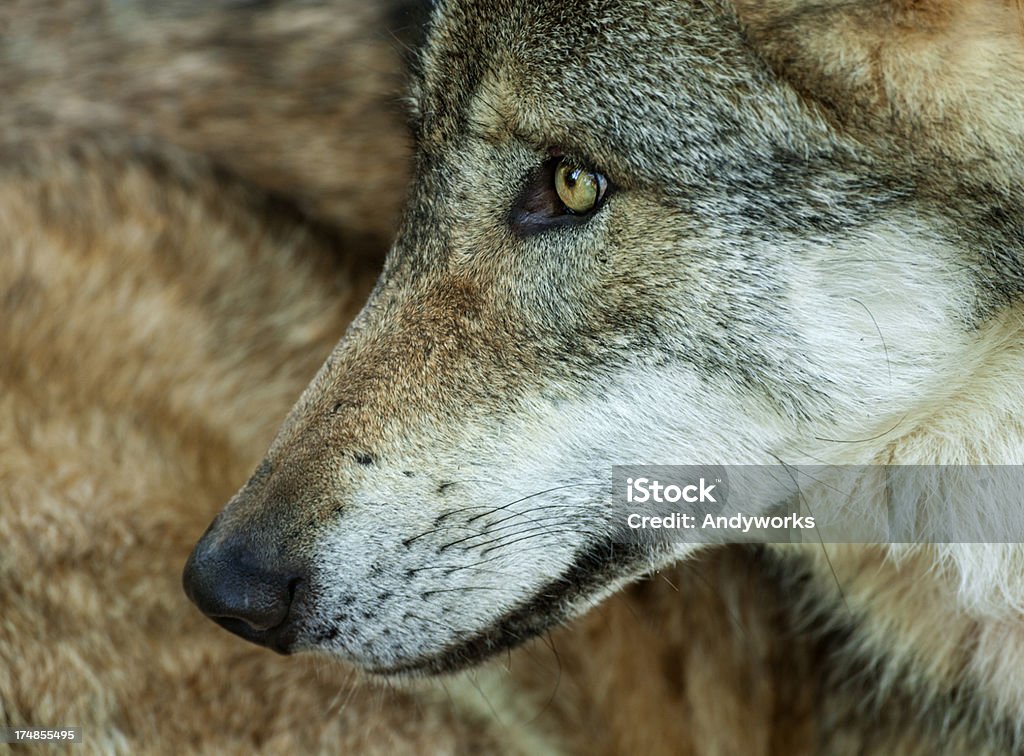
[548,147,589,172]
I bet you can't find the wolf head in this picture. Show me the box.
[184,0,1024,674]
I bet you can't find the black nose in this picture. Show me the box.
[182,530,304,654]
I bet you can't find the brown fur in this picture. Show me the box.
[735,0,1024,189]
[0,0,411,244]
[517,551,818,756]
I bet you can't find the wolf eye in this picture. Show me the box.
[554,160,607,214]
[508,155,612,237]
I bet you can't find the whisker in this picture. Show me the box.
[441,509,579,550]
[478,528,581,557]
[852,297,892,386]
[814,414,907,444]
[413,543,568,575]
[420,585,520,597]
[769,452,850,613]
[464,482,606,525]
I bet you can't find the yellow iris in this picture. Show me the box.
[554,160,603,214]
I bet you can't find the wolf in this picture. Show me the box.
[183,0,1024,751]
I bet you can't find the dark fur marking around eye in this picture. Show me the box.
[508,158,608,238]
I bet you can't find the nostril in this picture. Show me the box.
[182,535,306,641]
[202,569,300,632]
[208,597,287,633]
[213,615,269,639]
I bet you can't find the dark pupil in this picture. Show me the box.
[565,168,578,188]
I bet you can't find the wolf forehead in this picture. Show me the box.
[414,0,794,164]
[408,0,907,235]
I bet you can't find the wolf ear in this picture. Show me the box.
[733,0,1024,175]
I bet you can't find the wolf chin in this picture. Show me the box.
[185,0,1024,751]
